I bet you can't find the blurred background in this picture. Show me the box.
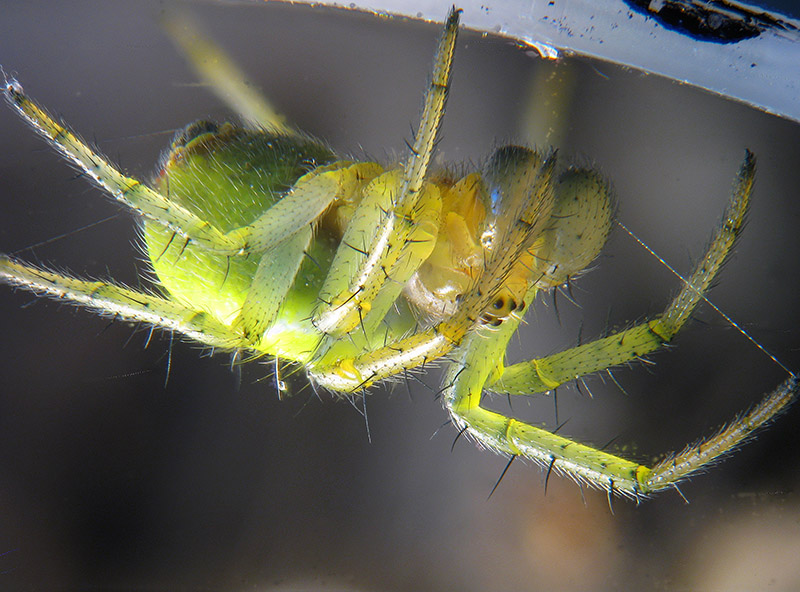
[1,1,800,590]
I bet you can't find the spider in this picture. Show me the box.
[1,8,796,501]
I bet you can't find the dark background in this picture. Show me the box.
[2,1,800,590]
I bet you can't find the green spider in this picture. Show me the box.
[1,8,796,501]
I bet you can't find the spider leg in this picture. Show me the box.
[311,7,460,337]
[162,10,296,135]
[0,255,244,350]
[226,161,380,255]
[440,261,797,497]
[3,80,361,256]
[489,151,757,395]
[449,322,797,498]
[232,226,313,345]
[4,80,238,254]
[313,168,442,337]
[441,308,653,497]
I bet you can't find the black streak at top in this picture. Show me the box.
[624,0,795,43]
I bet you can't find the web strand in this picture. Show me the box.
[616,220,794,377]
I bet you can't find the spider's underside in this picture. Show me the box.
[1,8,797,500]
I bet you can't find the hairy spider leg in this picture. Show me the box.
[162,10,296,135]
[3,80,357,257]
[312,168,442,340]
[311,7,461,338]
[0,256,242,350]
[224,160,384,346]
[490,151,755,395]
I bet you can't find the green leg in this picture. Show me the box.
[312,168,442,338]
[311,8,461,337]
[5,81,238,253]
[3,81,353,256]
[444,319,797,496]
[0,256,243,350]
[489,151,757,395]
[161,10,296,135]
[233,226,313,345]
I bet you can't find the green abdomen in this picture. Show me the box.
[143,122,336,360]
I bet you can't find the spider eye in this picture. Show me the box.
[491,295,517,312]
